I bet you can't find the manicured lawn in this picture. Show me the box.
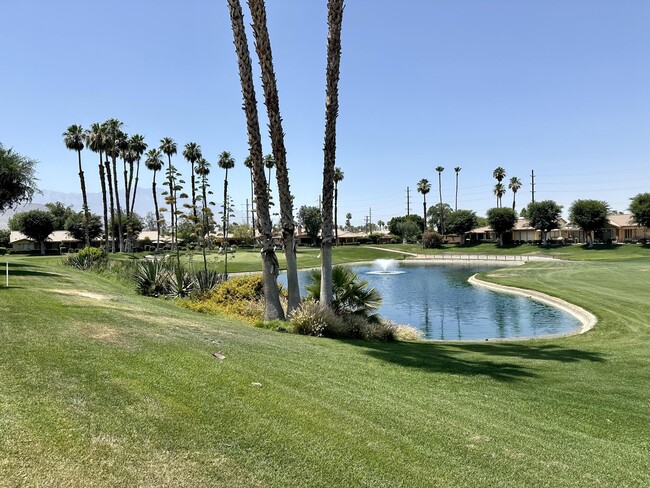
[1,252,649,486]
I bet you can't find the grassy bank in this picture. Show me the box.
[1,253,649,486]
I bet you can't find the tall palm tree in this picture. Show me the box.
[509,176,522,211]
[249,0,301,311]
[195,157,212,270]
[417,178,431,241]
[493,166,506,183]
[243,155,256,242]
[160,137,178,251]
[454,166,461,211]
[320,0,345,308]
[493,183,506,208]
[104,119,125,251]
[227,0,284,320]
[85,123,110,251]
[63,124,91,247]
[144,148,164,251]
[183,142,202,221]
[435,166,445,234]
[217,151,235,279]
[263,153,275,211]
[333,167,344,246]
[120,143,137,251]
[128,134,148,217]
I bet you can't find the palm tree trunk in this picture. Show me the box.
[223,167,229,279]
[152,171,160,251]
[200,174,209,272]
[249,0,301,313]
[320,0,344,308]
[228,0,284,320]
[455,173,459,211]
[76,150,91,248]
[98,151,109,252]
[438,173,444,235]
[191,162,197,221]
[422,195,427,244]
[104,159,115,252]
[130,158,140,217]
[111,154,124,252]
[124,160,132,252]
[512,191,516,211]
[334,184,339,247]
[249,168,256,243]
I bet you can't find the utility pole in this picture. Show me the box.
[406,187,411,215]
[369,207,372,233]
[364,216,369,235]
[531,170,535,203]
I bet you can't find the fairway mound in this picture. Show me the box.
[49,289,111,301]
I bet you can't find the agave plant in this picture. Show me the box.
[167,264,195,298]
[193,269,223,295]
[134,259,171,296]
[306,265,382,322]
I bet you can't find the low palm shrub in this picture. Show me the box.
[64,246,107,270]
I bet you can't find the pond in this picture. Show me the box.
[280,260,581,340]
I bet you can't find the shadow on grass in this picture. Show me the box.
[354,340,605,382]
[5,262,60,278]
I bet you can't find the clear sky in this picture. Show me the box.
[1,0,649,226]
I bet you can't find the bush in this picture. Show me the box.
[64,246,107,270]
[211,274,265,302]
[0,247,6,255]
[134,259,172,296]
[289,301,347,337]
[423,231,444,249]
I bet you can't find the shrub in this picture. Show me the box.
[134,259,172,296]
[211,274,265,302]
[423,231,444,249]
[64,246,107,270]
[289,301,346,337]
[193,269,223,295]
[0,247,6,255]
[167,265,195,298]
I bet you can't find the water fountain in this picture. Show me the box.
[367,258,406,275]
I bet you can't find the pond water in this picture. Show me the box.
[280,261,581,340]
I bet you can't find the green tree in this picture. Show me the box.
[454,166,461,211]
[487,207,517,246]
[345,212,352,229]
[11,210,54,255]
[508,176,522,211]
[435,166,445,234]
[217,151,235,279]
[629,193,650,228]
[85,123,110,251]
[0,144,38,212]
[526,200,563,244]
[45,202,75,230]
[160,137,180,254]
[228,0,284,320]
[426,203,453,232]
[493,182,506,208]
[63,124,91,247]
[0,229,10,247]
[446,209,478,242]
[388,215,424,241]
[128,134,148,218]
[416,178,431,238]
[104,119,126,252]
[183,142,202,221]
[144,148,164,250]
[65,212,103,242]
[493,166,506,183]
[569,199,609,247]
[298,205,322,244]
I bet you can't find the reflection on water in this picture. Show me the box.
[280,262,581,340]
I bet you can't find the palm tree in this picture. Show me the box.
[263,153,275,209]
[104,119,125,251]
[320,0,345,308]
[63,124,90,248]
[144,148,164,250]
[249,0,301,312]
[217,151,235,279]
[377,219,384,231]
[509,176,522,211]
[493,166,506,183]
[128,134,148,217]
[493,183,506,208]
[85,123,110,251]
[417,178,431,241]
[454,166,461,211]
[333,167,344,246]
[160,137,178,251]
[120,143,137,251]
[435,166,445,234]
[183,142,202,221]
[243,155,255,242]
[195,157,212,271]
[227,0,284,320]
[345,212,352,230]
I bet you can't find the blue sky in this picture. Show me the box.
[1,0,648,225]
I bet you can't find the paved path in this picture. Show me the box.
[366,246,557,262]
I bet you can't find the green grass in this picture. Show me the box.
[384,241,650,261]
[112,245,404,273]
[1,253,649,486]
